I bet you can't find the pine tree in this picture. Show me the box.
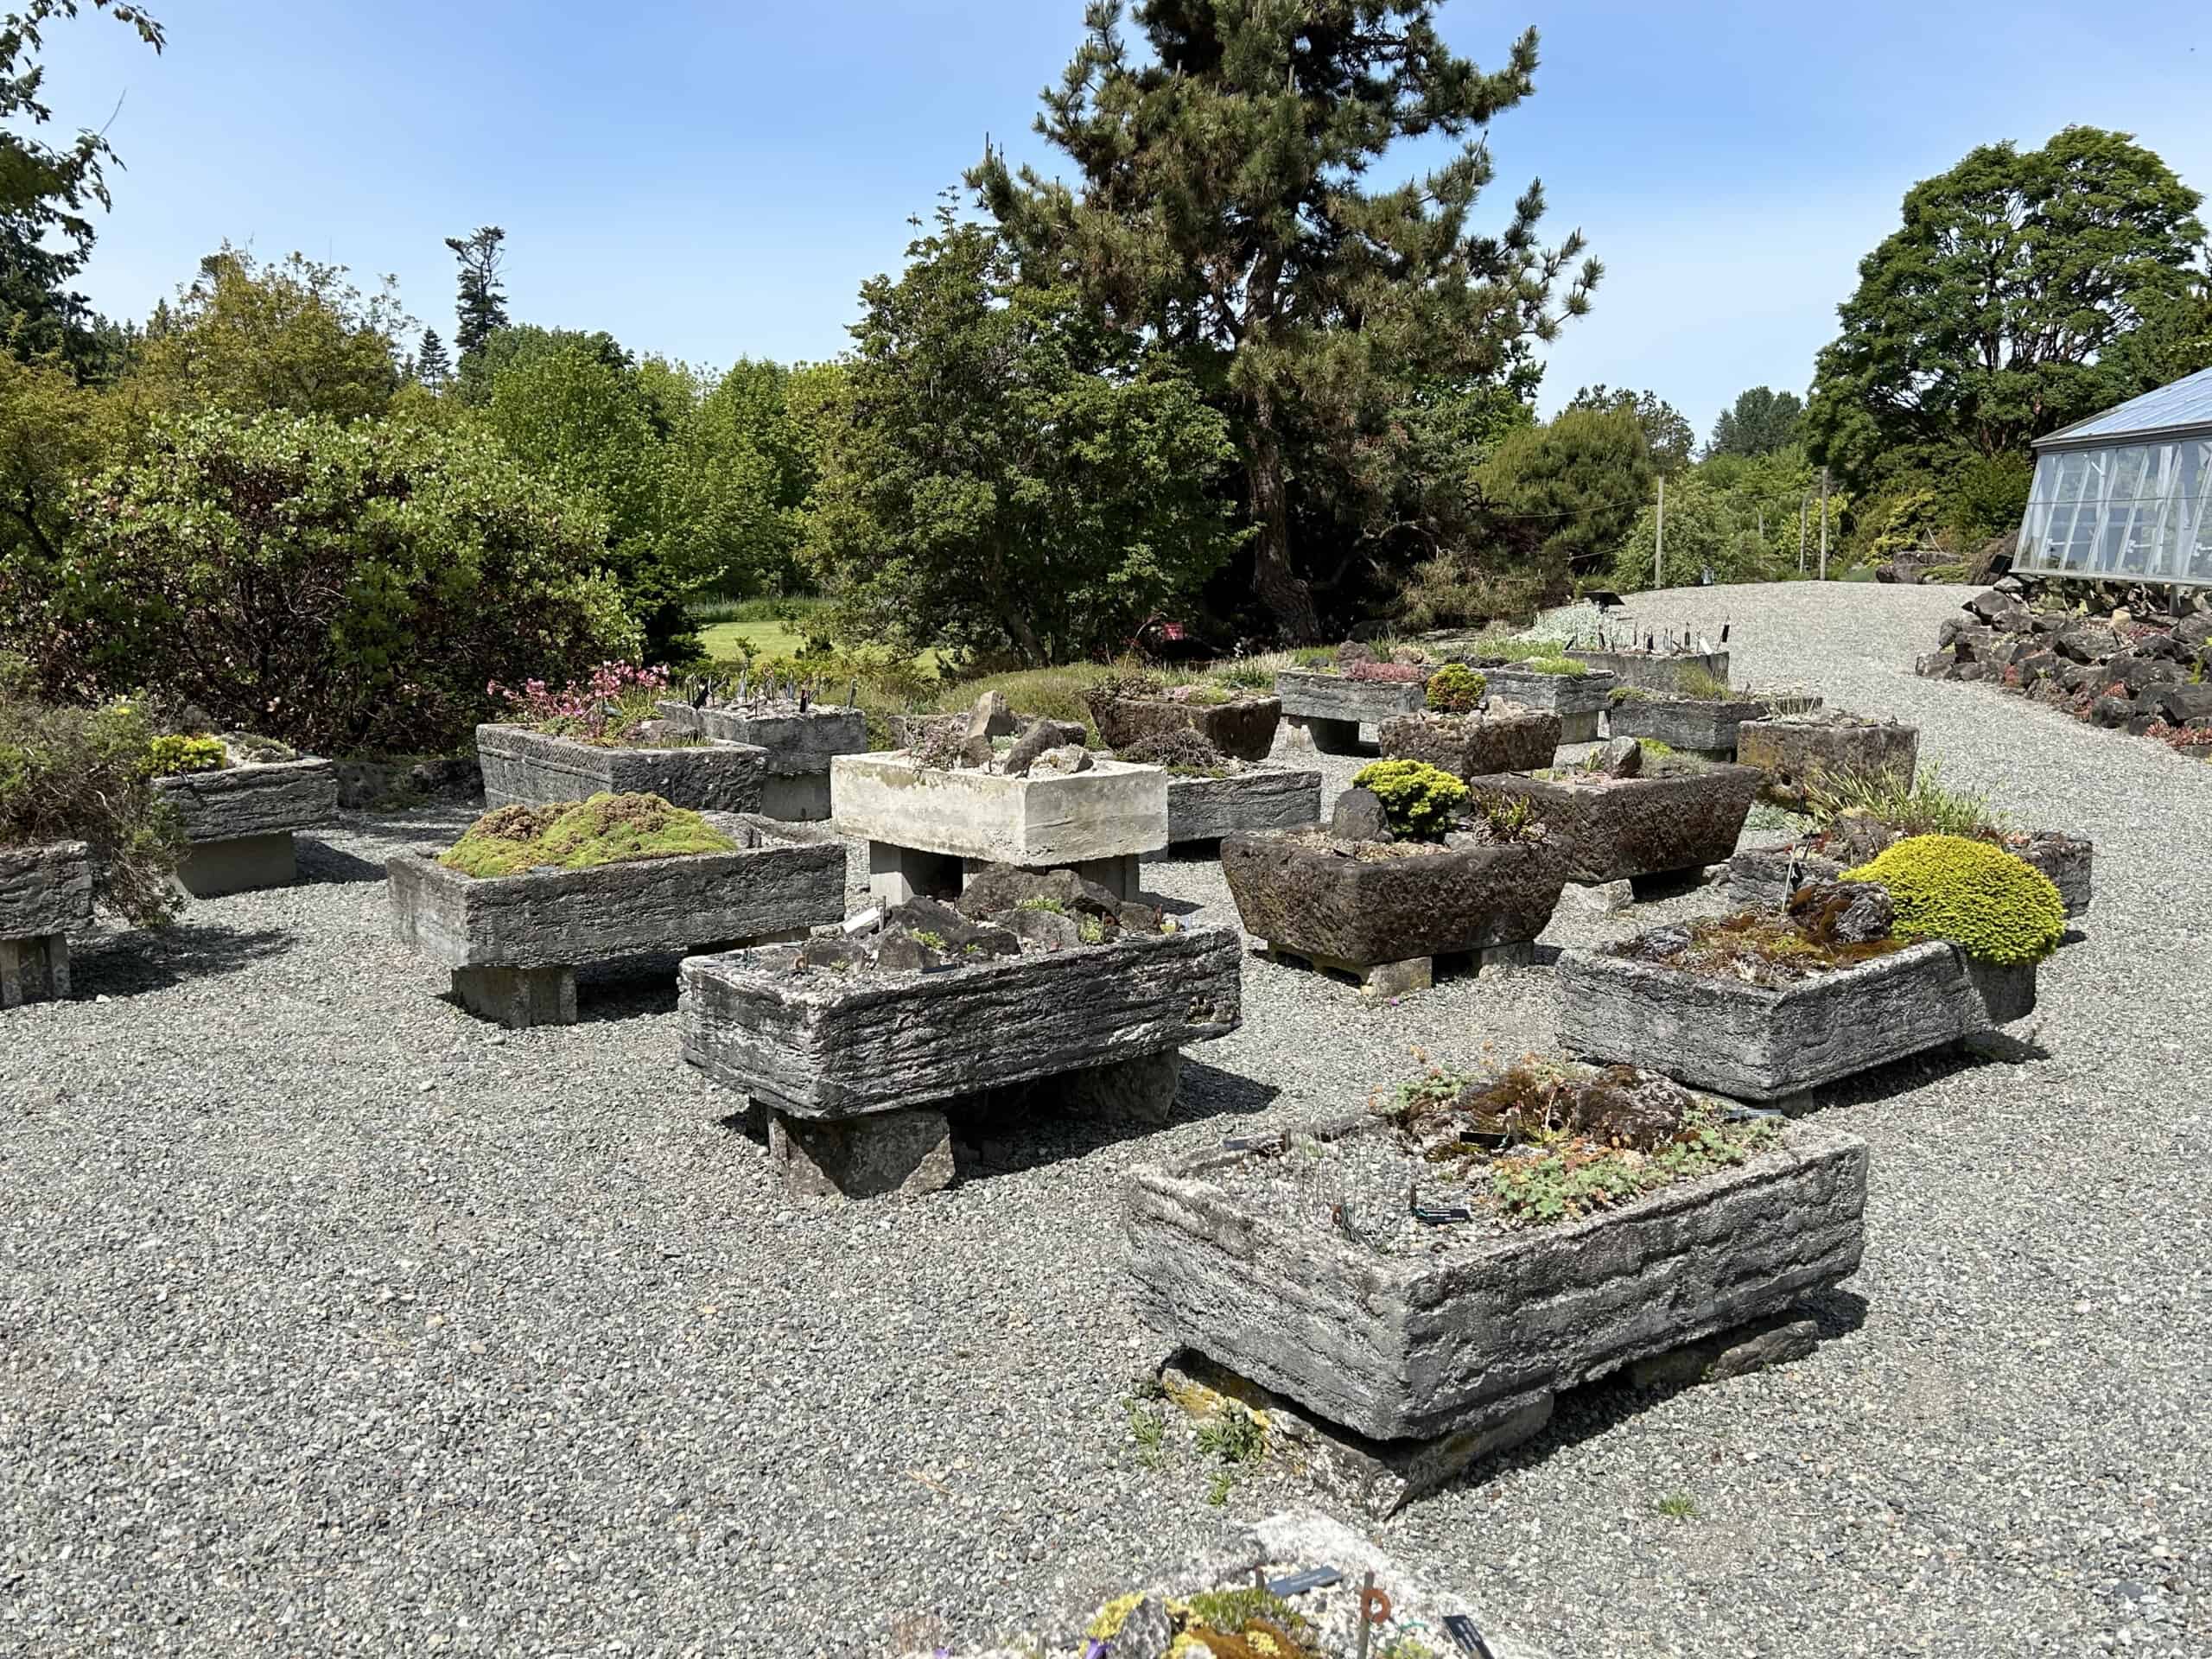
[444,226,509,359]
[416,328,452,386]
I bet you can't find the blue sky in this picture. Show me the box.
[33,0,2212,442]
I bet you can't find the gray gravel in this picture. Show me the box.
[3,581,2209,1657]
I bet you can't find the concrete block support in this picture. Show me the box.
[175,831,297,899]
[0,934,70,1008]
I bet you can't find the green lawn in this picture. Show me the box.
[696,619,806,661]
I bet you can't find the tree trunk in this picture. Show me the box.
[1245,402,1321,642]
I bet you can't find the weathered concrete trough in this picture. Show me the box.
[1467,762,1760,890]
[655,700,868,821]
[1162,764,1321,847]
[1471,667,1615,743]
[1221,830,1565,996]
[1090,693,1282,763]
[0,840,92,1008]
[1605,693,1821,759]
[1563,646,1730,694]
[476,723,766,815]
[387,813,842,1027]
[1557,938,2027,1102]
[832,751,1167,905]
[1728,832,2093,919]
[1377,708,1561,780]
[1124,1116,1866,1501]
[1274,670,1427,754]
[680,923,1243,1198]
[154,757,339,897]
[1735,715,1919,808]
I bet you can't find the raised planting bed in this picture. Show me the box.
[0,841,93,1008]
[1125,1062,1866,1510]
[476,723,766,815]
[1729,830,2094,918]
[654,697,867,821]
[1735,712,1919,808]
[1471,664,1616,743]
[387,800,842,1028]
[1563,645,1730,694]
[1087,689,1282,763]
[1273,669,1427,754]
[153,754,340,897]
[1377,707,1560,780]
[1221,824,1566,996]
[1466,753,1761,891]
[1605,690,1823,759]
[832,747,1166,905]
[680,868,1243,1198]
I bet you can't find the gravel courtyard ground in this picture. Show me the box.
[3,582,2207,1658]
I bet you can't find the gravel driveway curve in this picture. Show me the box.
[3,580,2207,1657]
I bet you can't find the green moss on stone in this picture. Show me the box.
[439,792,738,879]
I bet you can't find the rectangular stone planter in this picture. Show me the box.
[1563,647,1730,694]
[1474,668,1616,743]
[1124,1116,1867,1444]
[1274,671,1427,754]
[1221,831,1565,995]
[475,723,766,815]
[153,757,340,896]
[1735,716,1919,807]
[1605,696,1802,759]
[1728,832,2093,918]
[1090,694,1282,763]
[0,840,93,1008]
[1557,938,2006,1101]
[1377,709,1560,779]
[1164,765,1321,846]
[386,813,842,1027]
[832,751,1167,905]
[1466,763,1760,887]
[654,700,868,822]
[681,925,1243,1198]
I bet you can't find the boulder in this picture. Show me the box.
[1787,879,1896,946]
[1596,736,1643,779]
[2153,683,2212,725]
[1329,787,1392,842]
[2055,623,2121,664]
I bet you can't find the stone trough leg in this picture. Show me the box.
[450,964,578,1029]
[1259,940,1530,999]
[0,934,72,1008]
[866,840,964,906]
[1627,865,1712,902]
[756,771,834,822]
[175,831,298,899]
[1558,711,1601,744]
[1287,715,1363,755]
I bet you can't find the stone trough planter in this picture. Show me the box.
[386,813,842,1027]
[0,841,93,1008]
[1735,715,1919,808]
[1377,708,1561,780]
[1467,761,1760,891]
[1273,670,1427,754]
[1090,693,1281,763]
[476,723,766,815]
[1605,693,1823,760]
[1471,666,1616,743]
[153,757,340,897]
[1160,763,1321,848]
[1221,830,1566,995]
[654,700,867,821]
[832,750,1167,905]
[1125,1116,1866,1510]
[1728,831,2094,918]
[680,923,1243,1198]
[1558,938,2030,1103]
[1563,646,1730,694]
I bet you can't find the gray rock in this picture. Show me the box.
[1597,736,1643,778]
[1026,743,1094,778]
[1109,1594,1175,1658]
[965,690,1013,740]
[1329,787,1391,842]
[2152,682,2212,724]
[1001,906,1084,951]
[1787,878,1895,944]
[998,720,1061,778]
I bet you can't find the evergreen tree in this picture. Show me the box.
[973,2,1596,640]
[444,226,509,359]
[1707,387,1804,459]
[1566,385,1694,474]
[416,328,451,386]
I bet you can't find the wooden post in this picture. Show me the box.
[1799,493,1808,574]
[1818,466,1829,581]
[1655,474,1665,592]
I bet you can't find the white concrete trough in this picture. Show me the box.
[655,699,868,822]
[386,813,842,1027]
[154,757,339,897]
[831,750,1168,905]
[475,723,766,815]
[0,840,93,1008]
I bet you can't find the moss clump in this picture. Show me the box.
[1425,662,1487,714]
[1351,759,1467,840]
[1843,833,2064,965]
[1526,654,1588,677]
[439,791,738,879]
[147,734,229,775]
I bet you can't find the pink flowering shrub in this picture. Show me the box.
[488,663,672,744]
[1345,659,1425,683]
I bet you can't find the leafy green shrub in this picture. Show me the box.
[438,792,735,879]
[1351,759,1467,840]
[1842,834,2064,964]
[3,411,637,756]
[146,734,228,776]
[1425,663,1488,714]
[1675,665,1732,700]
[0,662,184,925]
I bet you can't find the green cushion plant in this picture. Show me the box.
[1424,662,1487,714]
[1526,655,1588,677]
[1350,759,1467,840]
[146,734,229,776]
[1842,833,2065,965]
[439,791,738,879]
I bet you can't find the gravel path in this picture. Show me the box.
[3,581,2207,1657]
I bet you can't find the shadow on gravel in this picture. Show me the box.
[295,841,390,886]
[67,921,293,996]
[1776,1039,2045,1117]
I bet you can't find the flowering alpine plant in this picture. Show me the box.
[487,663,671,726]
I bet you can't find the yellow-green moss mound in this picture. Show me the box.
[439,792,737,879]
[1843,833,2064,966]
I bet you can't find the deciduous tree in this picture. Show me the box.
[1707,385,1803,459]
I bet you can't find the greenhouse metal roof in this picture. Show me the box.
[2035,365,2212,451]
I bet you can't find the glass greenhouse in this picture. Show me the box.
[2015,365,2212,586]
